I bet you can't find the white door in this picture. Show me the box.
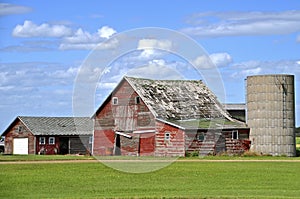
[13,138,28,155]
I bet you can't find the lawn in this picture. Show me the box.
[0,161,300,198]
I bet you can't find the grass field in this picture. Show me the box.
[1,160,300,198]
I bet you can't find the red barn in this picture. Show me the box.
[93,76,250,157]
[2,117,93,155]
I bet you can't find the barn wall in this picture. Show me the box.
[69,136,91,154]
[185,129,250,155]
[4,120,35,154]
[36,136,59,155]
[155,121,185,157]
[93,79,155,156]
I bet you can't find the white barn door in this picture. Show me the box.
[13,138,28,155]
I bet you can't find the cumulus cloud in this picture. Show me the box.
[59,26,117,50]
[209,53,232,67]
[12,20,72,38]
[182,10,300,37]
[0,3,32,16]
[97,26,116,39]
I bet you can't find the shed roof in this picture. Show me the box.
[125,76,233,121]
[2,116,93,136]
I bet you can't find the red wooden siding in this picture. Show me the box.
[139,133,155,156]
[155,121,185,157]
[4,120,35,154]
[93,79,155,156]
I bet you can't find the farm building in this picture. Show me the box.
[2,116,93,155]
[93,76,251,157]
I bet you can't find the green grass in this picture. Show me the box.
[296,137,300,148]
[0,154,95,162]
[0,161,300,198]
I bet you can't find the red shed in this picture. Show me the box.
[2,116,93,155]
[93,76,250,157]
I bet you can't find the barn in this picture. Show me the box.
[2,116,93,155]
[93,76,250,157]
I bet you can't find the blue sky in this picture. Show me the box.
[0,0,300,133]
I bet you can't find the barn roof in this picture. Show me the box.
[2,116,93,136]
[125,76,233,121]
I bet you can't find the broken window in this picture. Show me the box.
[135,96,140,104]
[197,133,205,141]
[232,130,239,139]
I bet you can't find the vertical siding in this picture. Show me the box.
[93,79,155,156]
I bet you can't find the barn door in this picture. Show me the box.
[13,138,28,155]
[113,134,121,155]
[139,133,155,156]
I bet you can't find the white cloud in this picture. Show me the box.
[59,26,117,50]
[192,55,215,69]
[0,3,32,15]
[127,59,182,80]
[97,26,116,39]
[138,39,173,50]
[182,10,300,37]
[209,53,232,67]
[12,20,72,38]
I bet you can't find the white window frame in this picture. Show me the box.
[89,136,93,144]
[49,137,55,145]
[39,137,46,145]
[164,132,171,141]
[232,130,239,139]
[112,97,118,105]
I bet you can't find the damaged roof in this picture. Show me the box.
[125,76,233,121]
[2,116,93,136]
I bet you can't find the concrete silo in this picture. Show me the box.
[246,74,296,156]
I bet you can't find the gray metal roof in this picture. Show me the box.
[125,76,233,121]
[18,116,93,136]
[223,103,246,111]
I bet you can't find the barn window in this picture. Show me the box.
[197,133,204,141]
[112,97,118,105]
[164,132,171,141]
[49,137,55,145]
[232,130,239,139]
[135,96,140,104]
[39,137,46,145]
[18,126,23,133]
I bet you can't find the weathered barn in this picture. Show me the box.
[2,116,93,155]
[93,76,250,157]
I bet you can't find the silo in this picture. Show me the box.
[246,74,296,157]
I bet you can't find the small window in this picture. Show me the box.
[18,126,23,133]
[197,133,204,141]
[112,97,118,105]
[49,137,55,145]
[89,136,93,144]
[164,132,171,141]
[232,130,239,139]
[135,96,140,104]
[39,137,46,145]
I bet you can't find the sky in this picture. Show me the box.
[0,0,300,133]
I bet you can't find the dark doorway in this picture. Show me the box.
[59,137,69,154]
[114,134,121,155]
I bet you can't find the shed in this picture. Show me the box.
[2,116,93,155]
[93,76,250,157]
